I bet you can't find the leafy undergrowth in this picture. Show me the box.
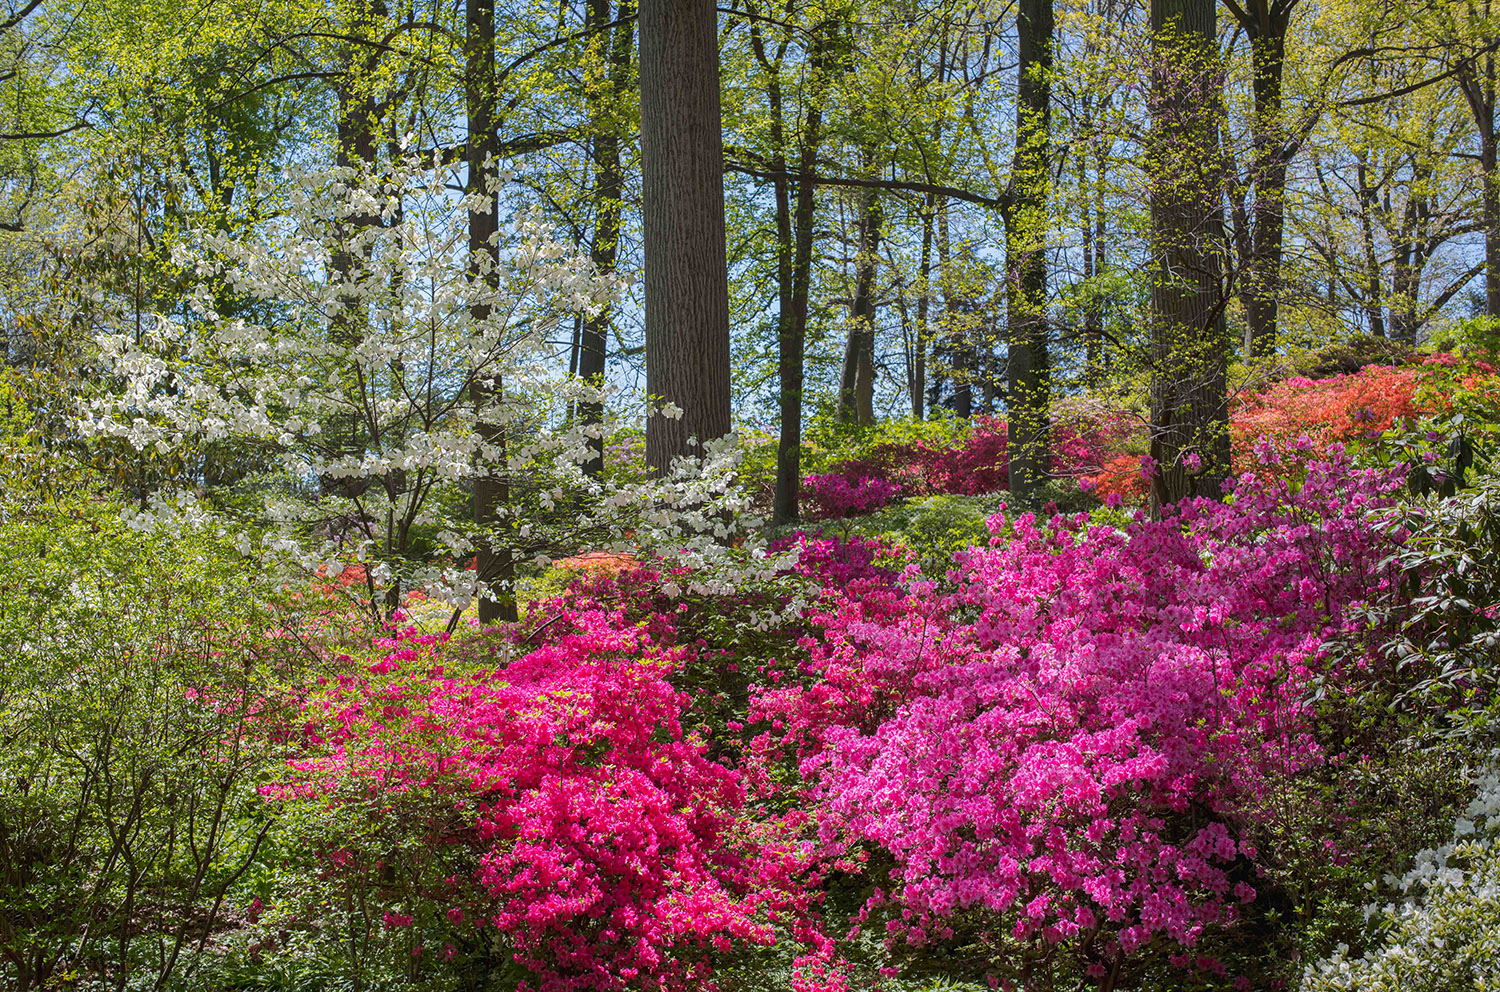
[198,440,1500,991]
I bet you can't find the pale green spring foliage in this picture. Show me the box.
[1302,764,1500,991]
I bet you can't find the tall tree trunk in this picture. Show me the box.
[1230,1,1299,357]
[839,184,880,425]
[1081,149,1101,384]
[640,0,732,472]
[1459,45,1500,318]
[1354,155,1387,338]
[467,0,515,624]
[579,0,635,477]
[1004,0,1053,500]
[771,23,828,524]
[1483,128,1500,319]
[1148,0,1231,511]
[1389,189,1423,345]
[912,198,933,419]
[935,201,971,416]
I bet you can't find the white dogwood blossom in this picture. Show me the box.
[75,157,779,618]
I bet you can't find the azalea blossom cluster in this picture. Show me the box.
[1231,366,1423,471]
[267,613,773,990]
[802,473,902,519]
[756,440,1408,979]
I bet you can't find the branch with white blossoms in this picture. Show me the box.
[1301,759,1500,992]
[76,155,627,618]
[537,432,812,629]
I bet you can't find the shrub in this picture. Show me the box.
[1301,334,1416,378]
[259,596,812,992]
[754,440,1409,988]
[0,500,300,990]
[1300,767,1500,992]
[804,473,903,519]
[1231,366,1424,472]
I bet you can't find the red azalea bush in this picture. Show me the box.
[811,403,1138,512]
[1081,452,1153,503]
[803,473,903,519]
[755,440,1407,982]
[821,415,1011,498]
[1230,365,1423,470]
[266,605,795,992]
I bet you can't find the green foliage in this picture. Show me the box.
[1300,334,1418,378]
[1300,765,1500,992]
[1431,315,1500,364]
[1244,747,1472,980]
[842,492,998,577]
[1377,473,1500,740]
[739,412,974,504]
[0,496,301,990]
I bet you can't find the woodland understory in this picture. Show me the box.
[2,0,1500,990]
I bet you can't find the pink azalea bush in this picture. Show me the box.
[242,435,1441,990]
[755,440,1408,980]
[766,532,899,589]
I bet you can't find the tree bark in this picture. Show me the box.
[1004,0,1053,500]
[578,0,635,477]
[770,21,829,524]
[1354,155,1387,338]
[467,0,516,625]
[1226,0,1301,357]
[838,183,880,425]
[1457,43,1500,319]
[1148,0,1232,511]
[912,198,933,419]
[640,0,732,472]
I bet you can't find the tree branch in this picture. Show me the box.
[725,161,1005,209]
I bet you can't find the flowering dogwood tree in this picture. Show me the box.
[74,156,779,620]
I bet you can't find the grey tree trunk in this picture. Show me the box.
[578,0,635,477]
[1004,0,1053,501]
[912,199,933,419]
[770,23,829,525]
[1148,0,1232,511]
[1457,47,1500,319]
[467,0,516,624]
[640,0,732,472]
[1226,0,1303,357]
[839,185,880,425]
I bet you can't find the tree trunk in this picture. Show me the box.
[579,0,634,477]
[839,185,880,425]
[1456,49,1500,318]
[771,24,828,525]
[912,199,933,419]
[467,0,515,625]
[1354,155,1387,338]
[1148,0,1231,511]
[640,0,732,472]
[1484,131,1500,320]
[1231,1,1297,357]
[1081,149,1101,384]
[1004,0,1053,500]
[1389,191,1422,345]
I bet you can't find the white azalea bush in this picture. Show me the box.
[1301,763,1500,991]
[74,156,789,619]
